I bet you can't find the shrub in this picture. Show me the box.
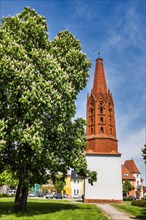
[0,193,14,198]
[131,199,146,207]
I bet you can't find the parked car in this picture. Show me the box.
[8,190,16,195]
[28,192,35,197]
[55,193,63,199]
[63,194,68,198]
[128,196,137,200]
[45,193,54,199]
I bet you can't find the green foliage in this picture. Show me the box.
[0,169,18,188]
[54,178,65,193]
[0,193,15,198]
[132,199,146,207]
[0,6,95,199]
[113,202,146,219]
[123,180,134,194]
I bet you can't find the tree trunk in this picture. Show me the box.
[14,178,22,203]
[11,177,29,212]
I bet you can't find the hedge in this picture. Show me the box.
[131,199,146,207]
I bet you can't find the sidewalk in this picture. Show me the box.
[96,204,139,220]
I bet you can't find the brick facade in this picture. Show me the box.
[86,57,120,155]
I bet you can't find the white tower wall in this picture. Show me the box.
[85,154,122,202]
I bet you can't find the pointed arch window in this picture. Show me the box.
[100,117,103,123]
[90,108,94,115]
[91,117,94,125]
[100,107,103,113]
[100,127,104,134]
[110,128,112,135]
[91,127,94,135]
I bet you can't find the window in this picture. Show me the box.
[100,107,103,113]
[91,127,93,134]
[90,108,94,115]
[100,117,103,123]
[110,128,112,134]
[91,117,93,124]
[100,127,104,133]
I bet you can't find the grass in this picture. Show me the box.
[113,201,146,220]
[0,198,108,220]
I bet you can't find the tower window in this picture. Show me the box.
[100,107,103,113]
[100,117,103,123]
[91,117,94,124]
[110,128,112,134]
[100,127,104,134]
[91,127,94,134]
[90,108,94,115]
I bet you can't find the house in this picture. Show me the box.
[63,174,71,197]
[122,159,143,199]
[70,170,84,198]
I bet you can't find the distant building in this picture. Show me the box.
[63,175,71,196]
[70,170,84,198]
[122,159,143,199]
[84,55,122,203]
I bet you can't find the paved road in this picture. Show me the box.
[96,204,139,220]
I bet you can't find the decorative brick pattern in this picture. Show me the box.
[86,58,120,155]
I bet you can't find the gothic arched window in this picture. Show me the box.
[100,127,104,134]
[91,127,94,135]
[110,128,112,135]
[100,117,103,123]
[100,107,103,113]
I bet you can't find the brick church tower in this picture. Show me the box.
[84,55,122,203]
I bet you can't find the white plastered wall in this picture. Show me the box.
[85,154,123,200]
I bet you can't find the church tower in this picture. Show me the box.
[84,55,122,203]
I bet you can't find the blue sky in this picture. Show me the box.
[1,0,146,184]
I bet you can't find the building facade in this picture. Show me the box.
[70,170,84,198]
[84,55,123,203]
[122,159,143,199]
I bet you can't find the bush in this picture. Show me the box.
[0,193,3,198]
[0,193,14,198]
[131,199,146,207]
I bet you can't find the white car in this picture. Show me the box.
[8,190,16,195]
[28,192,35,197]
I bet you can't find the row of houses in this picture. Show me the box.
[0,159,143,199]
[42,170,84,198]
[41,159,144,199]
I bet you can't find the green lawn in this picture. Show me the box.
[113,201,146,220]
[0,198,108,220]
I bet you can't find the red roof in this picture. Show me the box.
[124,160,140,173]
[122,165,135,180]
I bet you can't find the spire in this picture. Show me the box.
[92,54,107,95]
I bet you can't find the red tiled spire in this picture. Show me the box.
[86,55,120,155]
[92,57,108,96]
